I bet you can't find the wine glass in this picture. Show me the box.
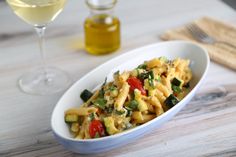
[6,0,72,95]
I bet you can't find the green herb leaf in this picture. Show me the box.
[98,90,104,98]
[124,106,132,111]
[149,71,154,79]
[128,100,138,110]
[102,77,107,87]
[137,64,147,69]
[172,85,181,93]
[98,78,107,98]
[94,132,100,138]
[93,98,107,110]
[126,110,133,117]
[138,72,148,80]
[89,113,95,121]
[139,71,154,81]
[109,85,117,91]
[115,110,125,115]
[114,70,120,75]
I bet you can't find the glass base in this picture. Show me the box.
[18,67,72,95]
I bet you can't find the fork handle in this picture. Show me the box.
[216,41,236,49]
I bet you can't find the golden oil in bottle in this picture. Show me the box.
[84,0,120,55]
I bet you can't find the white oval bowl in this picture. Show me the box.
[51,41,209,154]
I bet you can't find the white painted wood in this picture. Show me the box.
[0,0,236,156]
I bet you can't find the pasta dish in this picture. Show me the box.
[64,57,192,139]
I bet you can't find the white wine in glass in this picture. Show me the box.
[7,0,72,95]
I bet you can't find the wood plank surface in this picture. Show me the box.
[0,0,236,156]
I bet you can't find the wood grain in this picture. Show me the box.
[1,0,236,156]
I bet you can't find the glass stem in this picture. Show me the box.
[35,26,51,83]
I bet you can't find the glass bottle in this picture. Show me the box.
[84,0,120,55]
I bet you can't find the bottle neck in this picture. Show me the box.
[89,8,114,17]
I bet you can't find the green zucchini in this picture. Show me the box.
[171,77,182,87]
[128,100,138,110]
[80,89,93,102]
[164,94,179,108]
[70,123,79,132]
[65,114,79,123]
[183,82,190,88]
[137,64,147,69]
[93,98,107,110]
[172,85,181,93]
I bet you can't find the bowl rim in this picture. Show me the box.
[51,40,210,142]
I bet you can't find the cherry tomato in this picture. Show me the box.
[127,77,147,95]
[89,119,105,138]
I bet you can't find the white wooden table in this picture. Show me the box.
[1,0,236,156]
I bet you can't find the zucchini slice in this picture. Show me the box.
[171,77,182,87]
[80,89,93,102]
[104,117,118,135]
[70,123,80,133]
[65,114,79,123]
[164,94,179,108]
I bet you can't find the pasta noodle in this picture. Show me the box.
[114,82,130,111]
[64,56,192,139]
[65,107,98,116]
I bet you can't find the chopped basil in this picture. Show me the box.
[114,70,120,76]
[124,106,132,111]
[128,100,138,110]
[98,77,107,98]
[89,113,95,121]
[138,72,149,80]
[172,85,182,93]
[148,71,155,87]
[93,98,107,110]
[137,64,147,69]
[98,89,105,98]
[138,70,154,81]
[126,110,133,117]
[109,85,117,91]
[94,132,100,138]
[102,77,107,86]
[115,110,126,115]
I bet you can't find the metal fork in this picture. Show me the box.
[186,23,236,49]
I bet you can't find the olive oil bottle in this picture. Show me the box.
[84,0,120,55]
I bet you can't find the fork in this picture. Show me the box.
[186,23,236,49]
